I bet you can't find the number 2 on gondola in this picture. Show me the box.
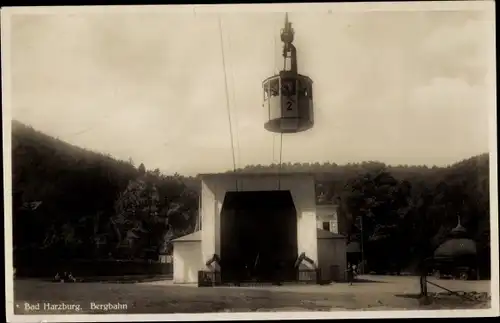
[283,99,297,117]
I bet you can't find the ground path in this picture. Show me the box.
[13,275,491,314]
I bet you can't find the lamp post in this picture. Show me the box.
[360,213,365,275]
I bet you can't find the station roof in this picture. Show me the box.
[173,229,345,243]
[197,172,316,179]
[317,229,345,240]
[171,230,202,242]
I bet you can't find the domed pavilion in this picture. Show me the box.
[433,215,478,280]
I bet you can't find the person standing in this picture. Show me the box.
[346,263,354,286]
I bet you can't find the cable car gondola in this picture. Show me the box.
[262,13,314,134]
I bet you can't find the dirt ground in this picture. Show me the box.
[12,275,491,314]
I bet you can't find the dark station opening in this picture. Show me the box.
[220,190,298,284]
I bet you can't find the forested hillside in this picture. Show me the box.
[234,155,490,275]
[11,121,491,277]
[12,121,199,267]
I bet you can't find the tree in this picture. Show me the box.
[11,120,489,277]
[138,163,146,175]
[340,170,412,273]
[112,172,164,259]
[109,168,200,260]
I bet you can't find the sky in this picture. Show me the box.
[4,3,496,176]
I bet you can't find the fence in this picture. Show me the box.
[297,268,321,284]
[15,259,173,278]
[198,270,222,287]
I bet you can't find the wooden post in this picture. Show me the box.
[360,213,365,274]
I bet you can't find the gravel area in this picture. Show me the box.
[13,275,491,314]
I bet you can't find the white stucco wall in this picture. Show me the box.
[173,241,202,284]
[200,174,318,266]
[316,205,339,234]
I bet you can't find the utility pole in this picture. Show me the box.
[360,213,365,274]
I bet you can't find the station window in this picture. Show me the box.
[270,79,280,96]
[299,79,312,98]
[263,82,270,100]
[322,221,330,231]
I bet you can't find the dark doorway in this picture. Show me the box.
[322,221,330,231]
[220,190,298,284]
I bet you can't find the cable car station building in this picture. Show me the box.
[172,15,346,286]
[172,173,347,285]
